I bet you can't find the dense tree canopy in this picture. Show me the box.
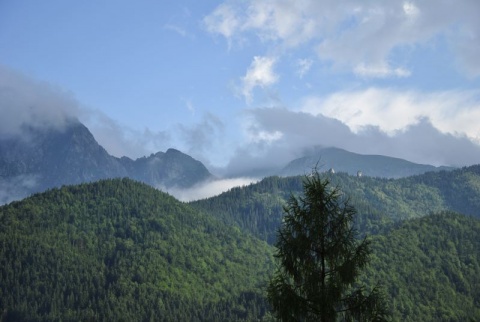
[1,166,480,321]
[0,179,273,321]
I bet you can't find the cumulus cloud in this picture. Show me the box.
[301,88,480,143]
[0,64,81,138]
[204,0,480,78]
[204,2,241,48]
[240,56,279,102]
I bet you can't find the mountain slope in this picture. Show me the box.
[120,148,213,189]
[191,175,480,321]
[0,120,213,204]
[2,176,480,321]
[0,178,273,321]
[191,165,480,243]
[280,146,453,178]
[366,212,480,321]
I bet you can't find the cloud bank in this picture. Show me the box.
[204,0,480,78]
[165,177,258,202]
[223,105,480,176]
[0,65,210,161]
[301,88,480,143]
[0,64,81,138]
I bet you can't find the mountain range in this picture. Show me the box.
[279,146,454,178]
[0,120,456,204]
[0,119,479,320]
[1,167,480,320]
[0,120,213,204]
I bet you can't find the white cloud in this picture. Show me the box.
[296,58,313,78]
[83,110,171,159]
[223,106,480,175]
[403,1,420,18]
[166,177,258,202]
[240,56,279,102]
[205,0,480,78]
[242,0,317,47]
[203,2,241,48]
[177,113,225,164]
[0,64,81,138]
[0,175,39,205]
[354,63,411,78]
[164,24,187,37]
[252,130,283,143]
[300,88,480,142]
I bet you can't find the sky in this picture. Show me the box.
[1,0,480,177]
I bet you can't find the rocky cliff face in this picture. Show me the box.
[120,148,213,189]
[0,120,213,204]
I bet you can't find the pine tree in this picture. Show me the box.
[267,170,388,321]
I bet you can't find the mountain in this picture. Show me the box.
[119,148,212,189]
[366,212,480,321]
[0,178,273,321]
[279,146,454,178]
[190,171,480,321]
[0,120,213,204]
[191,165,480,243]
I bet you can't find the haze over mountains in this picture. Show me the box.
[0,118,459,205]
[280,146,454,179]
[0,120,213,204]
[2,165,480,320]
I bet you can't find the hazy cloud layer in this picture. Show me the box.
[0,65,172,159]
[0,64,81,138]
[205,0,480,78]
[223,107,480,176]
[177,112,226,167]
[165,177,258,202]
[0,175,39,205]
[84,110,172,159]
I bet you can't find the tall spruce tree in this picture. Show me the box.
[267,170,388,321]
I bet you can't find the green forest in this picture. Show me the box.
[0,179,273,321]
[1,166,480,321]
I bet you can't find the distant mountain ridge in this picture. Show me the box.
[0,120,459,205]
[280,146,454,178]
[0,120,213,204]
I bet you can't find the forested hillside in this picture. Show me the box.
[366,212,480,321]
[191,165,480,243]
[1,170,480,321]
[189,168,480,321]
[0,179,273,321]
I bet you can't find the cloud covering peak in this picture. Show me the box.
[0,65,80,138]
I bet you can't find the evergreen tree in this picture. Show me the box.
[267,170,388,321]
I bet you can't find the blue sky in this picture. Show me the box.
[1,0,480,176]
